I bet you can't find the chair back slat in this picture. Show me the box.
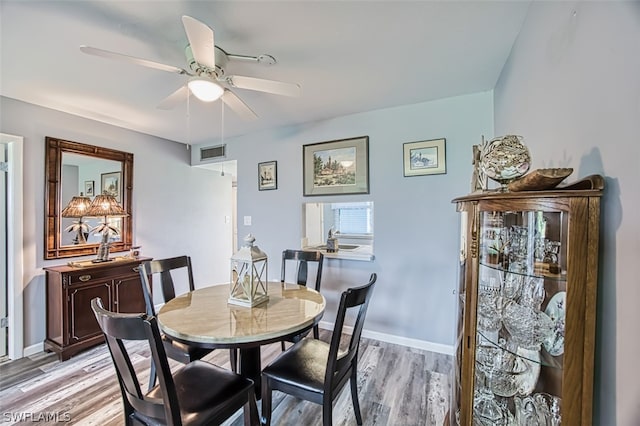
[281,249,324,291]
[325,273,377,387]
[139,256,195,316]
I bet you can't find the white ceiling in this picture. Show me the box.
[0,1,530,146]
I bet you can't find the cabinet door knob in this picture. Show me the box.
[79,275,92,282]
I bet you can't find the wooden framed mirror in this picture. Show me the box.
[45,137,133,259]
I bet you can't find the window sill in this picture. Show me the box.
[303,245,375,262]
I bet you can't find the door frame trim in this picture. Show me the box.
[1,133,24,359]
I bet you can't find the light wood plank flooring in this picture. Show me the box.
[0,331,452,425]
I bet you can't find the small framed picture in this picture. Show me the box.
[258,161,278,191]
[403,138,447,177]
[101,171,122,202]
[84,180,95,197]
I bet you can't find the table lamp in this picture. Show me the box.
[86,194,128,262]
[60,195,92,245]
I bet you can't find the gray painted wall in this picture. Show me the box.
[0,96,233,347]
[493,2,640,423]
[201,91,494,347]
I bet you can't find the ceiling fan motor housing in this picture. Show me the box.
[185,44,228,79]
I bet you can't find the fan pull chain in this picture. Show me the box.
[186,89,191,146]
[220,100,225,177]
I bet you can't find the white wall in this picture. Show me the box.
[206,91,494,348]
[0,96,233,348]
[493,2,640,423]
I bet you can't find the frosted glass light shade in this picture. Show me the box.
[188,78,224,102]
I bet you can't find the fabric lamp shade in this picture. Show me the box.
[86,194,127,217]
[61,196,92,218]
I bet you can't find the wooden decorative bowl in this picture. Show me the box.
[508,168,574,192]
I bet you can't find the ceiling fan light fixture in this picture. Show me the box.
[188,78,224,102]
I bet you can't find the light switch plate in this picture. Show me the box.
[243,216,252,226]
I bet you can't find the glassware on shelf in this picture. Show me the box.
[534,237,547,262]
[503,268,525,301]
[487,348,524,397]
[476,339,541,399]
[477,293,503,332]
[520,276,546,310]
[473,362,514,426]
[514,393,562,425]
[502,300,554,350]
[508,225,529,261]
[543,241,560,263]
[543,240,562,274]
[478,270,504,332]
[483,228,507,265]
[514,395,545,425]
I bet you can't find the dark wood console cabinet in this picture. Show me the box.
[44,257,151,361]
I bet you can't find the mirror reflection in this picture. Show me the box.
[60,153,123,247]
[303,201,374,250]
[45,136,133,260]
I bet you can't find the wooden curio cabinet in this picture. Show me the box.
[450,178,603,425]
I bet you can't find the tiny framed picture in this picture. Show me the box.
[403,138,447,177]
[258,161,278,191]
[84,180,95,197]
[101,171,122,202]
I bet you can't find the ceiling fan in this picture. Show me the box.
[80,15,301,121]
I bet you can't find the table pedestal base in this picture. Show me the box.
[240,346,263,396]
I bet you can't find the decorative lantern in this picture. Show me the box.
[229,234,269,307]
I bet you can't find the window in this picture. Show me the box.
[332,203,373,235]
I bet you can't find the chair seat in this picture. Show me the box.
[145,360,254,425]
[162,335,211,364]
[263,339,330,395]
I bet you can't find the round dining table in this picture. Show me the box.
[157,281,325,392]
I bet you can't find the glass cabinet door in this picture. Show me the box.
[451,210,469,426]
[473,210,566,425]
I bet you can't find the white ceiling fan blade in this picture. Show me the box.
[226,75,301,97]
[222,90,258,121]
[157,85,189,110]
[80,45,188,75]
[182,15,216,69]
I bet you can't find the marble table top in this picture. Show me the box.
[157,281,325,347]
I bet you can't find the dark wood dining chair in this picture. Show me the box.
[90,297,258,426]
[261,273,377,426]
[280,249,324,350]
[139,256,237,390]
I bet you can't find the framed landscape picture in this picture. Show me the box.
[258,161,278,191]
[101,171,122,202]
[403,138,446,177]
[303,136,369,196]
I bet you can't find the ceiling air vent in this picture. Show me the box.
[200,144,226,161]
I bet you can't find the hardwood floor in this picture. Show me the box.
[0,331,452,425]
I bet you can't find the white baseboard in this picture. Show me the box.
[21,323,453,359]
[23,342,44,357]
[318,320,454,356]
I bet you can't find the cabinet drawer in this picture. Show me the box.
[66,264,142,285]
